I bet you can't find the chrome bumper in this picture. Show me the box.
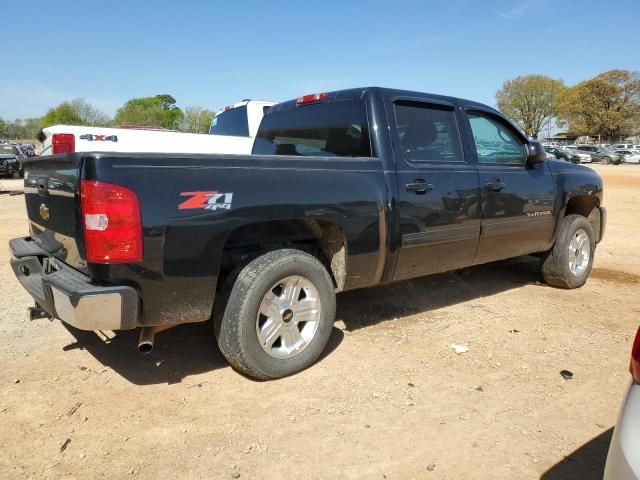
[9,237,139,330]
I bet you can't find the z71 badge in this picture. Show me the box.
[178,191,233,211]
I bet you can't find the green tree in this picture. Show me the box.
[113,94,184,129]
[496,75,566,138]
[40,102,82,127]
[556,70,640,140]
[40,98,110,128]
[0,117,6,137]
[181,106,215,133]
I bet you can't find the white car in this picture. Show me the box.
[611,143,640,153]
[615,150,640,164]
[38,100,276,157]
[604,326,640,479]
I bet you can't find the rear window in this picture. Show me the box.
[0,145,13,154]
[210,105,249,137]
[252,101,372,157]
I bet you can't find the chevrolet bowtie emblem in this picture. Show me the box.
[39,204,50,221]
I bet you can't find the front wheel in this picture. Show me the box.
[541,214,595,289]
[215,249,336,379]
[601,156,611,165]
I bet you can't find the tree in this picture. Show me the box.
[556,70,640,140]
[40,102,82,127]
[40,98,110,128]
[113,94,184,129]
[1,118,42,140]
[0,117,6,138]
[496,75,566,138]
[181,106,215,133]
[69,98,110,126]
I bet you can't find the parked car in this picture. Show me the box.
[544,146,581,163]
[9,87,606,379]
[611,143,640,152]
[0,144,25,177]
[604,326,640,479]
[575,145,623,164]
[19,144,36,157]
[38,100,275,157]
[559,145,592,163]
[614,149,640,164]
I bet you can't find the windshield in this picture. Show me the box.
[0,145,14,155]
[210,105,249,137]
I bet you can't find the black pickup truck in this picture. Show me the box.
[10,87,605,379]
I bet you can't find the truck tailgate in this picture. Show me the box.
[22,154,86,272]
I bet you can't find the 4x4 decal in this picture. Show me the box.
[78,134,118,142]
[178,191,233,211]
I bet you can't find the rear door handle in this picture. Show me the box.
[484,180,506,192]
[405,180,433,194]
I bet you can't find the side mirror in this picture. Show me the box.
[526,141,547,165]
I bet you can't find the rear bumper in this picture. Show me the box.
[9,236,139,330]
[604,381,640,480]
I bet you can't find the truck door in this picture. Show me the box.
[390,99,481,281]
[462,109,555,264]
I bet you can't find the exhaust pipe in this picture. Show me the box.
[138,327,155,354]
[137,325,174,354]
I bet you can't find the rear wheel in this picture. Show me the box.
[601,156,611,165]
[541,214,595,289]
[215,249,336,379]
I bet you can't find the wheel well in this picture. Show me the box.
[565,196,602,243]
[218,219,347,291]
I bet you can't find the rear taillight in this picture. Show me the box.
[631,327,640,383]
[296,92,328,105]
[51,133,75,154]
[80,180,142,263]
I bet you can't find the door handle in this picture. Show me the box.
[405,180,433,194]
[484,180,506,192]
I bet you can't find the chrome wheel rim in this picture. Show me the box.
[256,275,321,359]
[568,229,590,277]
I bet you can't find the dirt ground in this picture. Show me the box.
[1,165,639,480]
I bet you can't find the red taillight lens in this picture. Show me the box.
[52,133,75,154]
[80,180,142,263]
[296,92,328,105]
[631,327,640,383]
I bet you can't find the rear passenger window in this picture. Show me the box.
[252,101,372,157]
[394,101,463,163]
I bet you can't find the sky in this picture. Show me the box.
[2,0,639,120]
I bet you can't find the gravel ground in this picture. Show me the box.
[0,165,638,479]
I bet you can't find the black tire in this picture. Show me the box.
[541,214,595,289]
[601,156,611,165]
[215,249,336,379]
